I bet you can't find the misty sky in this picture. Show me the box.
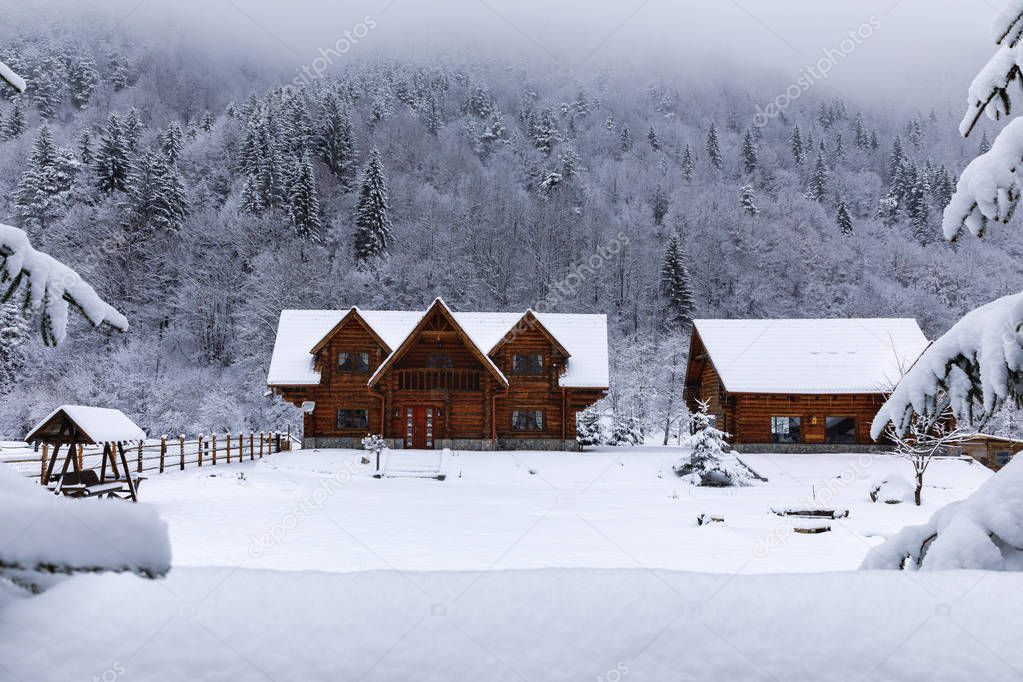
[43,1,1001,105]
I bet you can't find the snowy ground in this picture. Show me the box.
[140,446,990,574]
[4,446,1020,681]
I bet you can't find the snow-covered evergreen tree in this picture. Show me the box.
[77,129,93,166]
[906,174,930,244]
[836,199,854,236]
[790,126,805,165]
[741,129,758,174]
[67,56,98,109]
[706,122,722,170]
[576,406,605,447]
[14,125,79,230]
[3,98,24,139]
[315,94,356,189]
[647,126,660,150]
[122,151,187,233]
[0,302,30,392]
[619,124,633,153]
[804,151,829,203]
[739,183,759,216]
[680,143,695,181]
[161,122,184,165]
[353,148,393,261]
[659,234,695,331]
[93,113,131,195]
[288,156,322,241]
[672,401,752,487]
[608,413,643,446]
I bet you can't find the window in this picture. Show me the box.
[427,352,453,369]
[512,353,544,375]
[336,409,369,430]
[338,351,370,373]
[825,417,856,444]
[996,450,1013,467]
[771,416,801,444]
[512,410,544,431]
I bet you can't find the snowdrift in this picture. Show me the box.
[862,456,1023,570]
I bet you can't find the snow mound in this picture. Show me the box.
[861,456,1023,570]
[0,464,171,588]
[872,292,1023,437]
[869,475,913,504]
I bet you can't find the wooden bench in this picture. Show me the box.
[48,469,144,500]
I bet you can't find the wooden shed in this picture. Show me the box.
[683,319,929,447]
[951,434,1023,471]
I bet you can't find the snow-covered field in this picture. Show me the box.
[142,446,990,574]
[4,446,1021,682]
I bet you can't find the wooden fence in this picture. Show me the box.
[0,428,296,484]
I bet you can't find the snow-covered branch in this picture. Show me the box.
[0,222,128,345]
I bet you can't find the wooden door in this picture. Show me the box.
[404,406,435,449]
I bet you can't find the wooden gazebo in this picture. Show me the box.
[27,405,147,502]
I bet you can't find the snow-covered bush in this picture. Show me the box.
[673,402,753,487]
[608,414,642,446]
[869,475,914,504]
[361,433,386,454]
[862,457,1023,571]
[0,464,171,592]
[576,407,605,447]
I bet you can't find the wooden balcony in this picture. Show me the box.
[397,368,482,392]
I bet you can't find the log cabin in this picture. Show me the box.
[267,298,608,450]
[683,319,929,448]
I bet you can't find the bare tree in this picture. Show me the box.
[885,405,971,506]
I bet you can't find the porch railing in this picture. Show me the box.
[397,368,481,391]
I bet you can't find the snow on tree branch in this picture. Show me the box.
[0,60,26,93]
[0,222,128,345]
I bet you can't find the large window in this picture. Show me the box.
[512,353,544,375]
[771,416,801,444]
[825,417,857,444]
[338,351,370,373]
[336,409,369,430]
[426,352,453,369]
[996,450,1013,467]
[512,410,544,431]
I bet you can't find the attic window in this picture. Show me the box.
[338,352,370,373]
[512,353,544,375]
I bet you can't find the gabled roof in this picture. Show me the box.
[489,309,570,359]
[267,302,609,389]
[367,298,509,387]
[691,318,929,394]
[26,405,146,444]
[310,307,393,356]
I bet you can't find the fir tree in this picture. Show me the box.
[888,136,906,181]
[288,157,322,241]
[853,112,870,149]
[161,122,184,165]
[672,400,752,487]
[619,125,633,153]
[67,56,99,109]
[529,108,559,154]
[14,125,79,229]
[804,151,829,203]
[647,126,660,150]
[907,174,930,244]
[836,198,853,236]
[706,122,722,170]
[122,151,188,232]
[576,406,605,447]
[93,113,131,195]
[659,234,696,331]
[790,126,805,165]
[604,114,616,132]
[353,148,394,261]
[123,108,143,152]
[979,130,992,154]
[315,95,356,189]
[77,129,93,166]
[423,93,443,136]
[3,99,25,139]
[680,143,695,182]
[832,132,845,164]
[560,144,580,178]
[739,183,759,216]
[0,303,30,392]
[741,128,758,174]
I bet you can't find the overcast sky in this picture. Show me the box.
[54,0,998,104]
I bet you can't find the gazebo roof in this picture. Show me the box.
[26,406,146,445]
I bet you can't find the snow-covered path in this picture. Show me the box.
[141,446,991,574]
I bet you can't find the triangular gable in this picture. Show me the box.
[488,309,571,359]
[27,405,146,445]
[368,298,509,387]
[309,307,392,356]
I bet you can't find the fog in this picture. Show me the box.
[8,0,989,107]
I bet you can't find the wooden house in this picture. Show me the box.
[683,319,929,447]
[951,434,1023,471]
[267,298,608,450]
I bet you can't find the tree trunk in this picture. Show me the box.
[915,472,923,506]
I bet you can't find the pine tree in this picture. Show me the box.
[836,198,853,236]
[741,128,758,174]
[870,130,880,150]
[123,108,143,152]
[680,143,695,182]
[832,132,846,164]
[161,122,184,165]
[288,157,322,240]
[560,144,580,178]
[853,112,870,149]
[706,122,722,170]
[122,151,188,232]
[529,108,559,154]
[3,99,25,139]
[14,125,79,229]
[619,125,633,153]
[739,183,759,216]
[609,413,643,446]
[31,57,64,120]
[93,113,131,195]
[888,136,906,181]
[422,93,443,136]
[673,401,751,487]
[979,130,992,154]
[67,56,99,109]
[0,303,30,392]
[315,95,357,189]
[576,406,605,447]
[659,234,696,331]
[790,126,805,165]
[647,126,660,150]
[77,129,93,166]
[353,148,394,261]
[804,151,829,203]
[907,173,930,244]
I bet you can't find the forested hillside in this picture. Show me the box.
[1,16,1019,439]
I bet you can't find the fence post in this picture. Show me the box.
[159,435,166,473]
[212,433,217,465]
[227,432,233,464]
[178,435,185,470]
[40,444,48,484]
[249,432,254,461]
[275,431,281,453]
[287,425,292,451]
[77,444,83,471]
[259,432,264,458]
[197,434,204,467]
[137,441,143,474]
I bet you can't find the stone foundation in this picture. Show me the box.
[733,443,895,455]
[302,437,580,452]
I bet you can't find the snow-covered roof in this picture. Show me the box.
[268,303,609,389]
[26,405,147,444]
[693,318,929,394]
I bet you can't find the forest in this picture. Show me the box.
[1,11,1020,441]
